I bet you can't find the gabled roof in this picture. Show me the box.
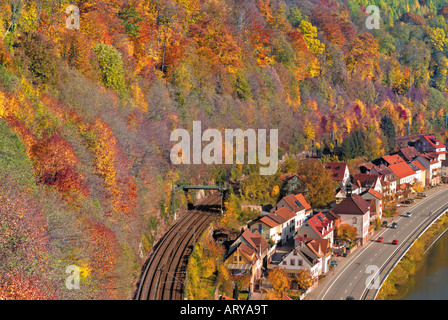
[388,162,416,179]
[259,215,279,228]
[420,135,445,149]
[275,207,296,221]
[267,211,288,225]
[280,194,307,212]
[331,194,370,216]
[306,238,329,258]
[294,193,312,213]
[353,173,381,188]
[240,229,269,255]
[372,164,394,176]
[382,154,405,166]
[362,188,383,200]
[411,160,426,171]
[324,162,349,181]
[399,147,420,162]
[418,153,439,164]
[255,207,295,229]
[305,212,334,238]
[325,210,341,222]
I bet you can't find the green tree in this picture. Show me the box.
[234,70,252,100]
[93,43,126,95]
[287,7,302,28]
[380,115,396,153]
[118,7,143,38]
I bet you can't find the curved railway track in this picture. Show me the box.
[135,193,221,300]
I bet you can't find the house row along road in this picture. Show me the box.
[316,185,448,300]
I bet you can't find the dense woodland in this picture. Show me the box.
[3,0,448,299]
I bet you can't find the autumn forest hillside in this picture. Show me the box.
[2,0,448,299]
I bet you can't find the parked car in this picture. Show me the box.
[405,212,412,217]
[382,221,388,227]
[418,192,427,197]
[391,222,398,229]
[404,199,415,204]
[392,239,399,245]
[330,260,338,266]
[377,236,384,242]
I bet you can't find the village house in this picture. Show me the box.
[369,164,397,198]
[334,187,348,204]
[387,161,417,187]
[380,154,406,166]
[360,188,383,220]
[271,193,313,229]
[225,229,270,289]
[387,161,417,201]
[398,146,420,163]
[330,193,371,245]
[416,153,442,186]
[414,135,447,160]
[249,206,296,246]
[409,160,425,186]
[295,212,336,244]
[324,162,351,187]
[278,237,331,281]
[352,173,382,195]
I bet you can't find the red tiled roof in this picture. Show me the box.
[366,188,383,200]
[422,135,444,149]
[411,160,426,171]
[388,162,416,179]
[259,216,278,228]
[305,212,335,237]
[399,147,420,162]
[324,162,348,181]
[282,194,306,212]
[382,154,405,165]
[275,206,296,221]
[306,238,329,258]
[240,229,269,255]
[353,173,381,188]
[294,193,312,212]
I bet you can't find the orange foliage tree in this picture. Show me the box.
[31,134,88,196]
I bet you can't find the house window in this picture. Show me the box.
[290,259,295,266]
[293,249,298,256]
[282,261,287,265]
[233,256,237,262]
[352,217,357,225]
[298,259,303,266]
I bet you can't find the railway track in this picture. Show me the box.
[135,193,221,300]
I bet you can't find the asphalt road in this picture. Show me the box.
[316,185,448,300]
